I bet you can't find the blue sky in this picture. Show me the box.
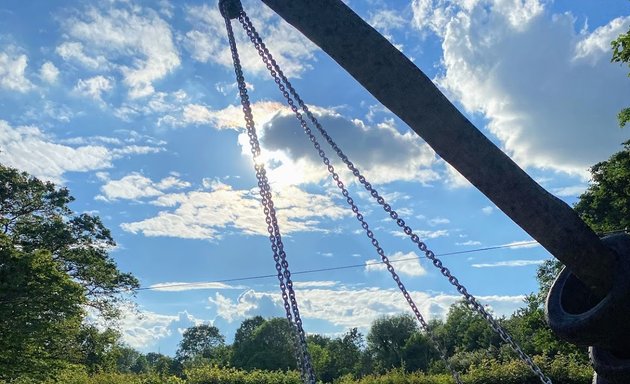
[1,0,629,355]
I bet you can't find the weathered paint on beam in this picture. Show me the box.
[261,0,617,297]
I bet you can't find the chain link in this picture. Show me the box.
[221,8,314,384]
[239,14,463,384]
[238,11,551,384]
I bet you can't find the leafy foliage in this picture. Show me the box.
[366,314,418,372]
[0,239,84,380]
[0,165,139,319]
[176,324,226,364]
[611,27,630,127]
[574,140,630,233]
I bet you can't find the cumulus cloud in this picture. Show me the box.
[163,101,440,186]
[365,251,427,277]
[412,0,630,176]
[0,121,163,182]
[121,180,349,240]
[184,1,318,78]
[208,287,526,329]
[98,172,191,201]
[39,61,60,83]
[59,4,180,98]
[259,109,440,185]
[0,48,33,92]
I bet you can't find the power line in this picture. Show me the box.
[2,229,626,303]
[135,239,543,292]
[130,228,629,293]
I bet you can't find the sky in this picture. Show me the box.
[1,0,629,355]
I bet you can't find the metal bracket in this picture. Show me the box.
[219,0,243,20]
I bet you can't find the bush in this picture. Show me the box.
[185,365,302,384]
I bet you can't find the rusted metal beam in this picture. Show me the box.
[261,0,617,297]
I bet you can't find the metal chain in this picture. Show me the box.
[237,11,551,384]
[221,9,315,384]
[238,14,463,384]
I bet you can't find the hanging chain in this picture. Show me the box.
[236,10,551,384]
[222,8,315,384]
[238,14,462,384]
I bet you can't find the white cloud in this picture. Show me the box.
[208,287,526,330]
[60,4,180,98]
[121,181,349,240]
[365,251,427,277]
[100,174,160,200]
[0,121,111,182]
[481,206,495,215]
[39,61,60,83]
[368,9,408,33]
[472,259,546,268]
[412,0,630,176]
[148,281,244,291]
[98,172,190,201]
[184,2,318,78]
[74,75,113,102]
[292,281,339,288]
[0,48,33,92]
[0,121,163,183]
[457,240,482,246]
[552,185,587,198]
[56,41,109,70]
[427,216,450,226]
[497,240,540,249]
[391,229,449,239]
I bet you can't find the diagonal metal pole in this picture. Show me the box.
[261,0,617,297]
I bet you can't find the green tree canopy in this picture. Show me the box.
[0,165,139,319]
[230,317,297,371]
[574,140,630,233]
[367,314,418,372]
[611,27,630,127]
[0,237,84,380]
[176,324,226,363]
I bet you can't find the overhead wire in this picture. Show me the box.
[1,229,626,304]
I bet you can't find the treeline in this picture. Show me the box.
[1,301,594,384]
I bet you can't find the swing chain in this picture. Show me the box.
[237,10,552,384]
[222,7,315,384]
[238,14,463,384]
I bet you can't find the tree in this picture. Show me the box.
[308,328,364,382]
[611,28,630,127]
[432,302,500,357]
[230,317,298,371]
[0,237,84,380]
[367,314,418,372]
[176,324,226,363]
[574,140,630,233]
[146,352,177,375]
[402,332,439,372]
[0,165,139,319]
[74,325,121,374]
[0,164,138,379]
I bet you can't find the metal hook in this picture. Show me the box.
[219,0,243,19]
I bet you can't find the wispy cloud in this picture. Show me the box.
[148,281,245,292]
[471,259,546,268]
